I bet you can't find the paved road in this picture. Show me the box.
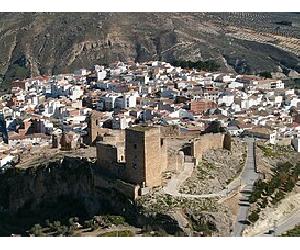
[231,138,260,237]
[240,139,259,186]
[252,210,300,237]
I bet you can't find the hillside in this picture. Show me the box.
[0,12,299,88]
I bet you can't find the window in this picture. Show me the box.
[134,144,137,149]
[121,155,124,161]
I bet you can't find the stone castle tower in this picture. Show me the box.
[124,126,166,187]
[84,110,109,146]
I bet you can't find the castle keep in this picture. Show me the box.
[96,126,167,188]
[124,126,167,187]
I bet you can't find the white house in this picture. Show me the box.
[97,70,107,81]
[228,81,244,89]
[218,93,235,107]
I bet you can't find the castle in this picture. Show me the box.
[95,123,231,197]
[81,101,232,197]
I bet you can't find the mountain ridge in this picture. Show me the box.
[0,12,299,87]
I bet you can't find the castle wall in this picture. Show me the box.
[160,138,169,173]
[96,142,119,173]
[115,179,140,200]
[223,132,232,151]
[192,133,230,164]
[160,125,180,138]
[167,150,185,173]
[94,174,139,200]
[95,125,205,190]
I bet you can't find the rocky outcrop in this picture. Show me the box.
[138,192,233,236]
[0,156,94,213]
[0,156,185,236]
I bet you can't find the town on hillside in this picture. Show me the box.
[1,60,300,237]
[1,61,299,170]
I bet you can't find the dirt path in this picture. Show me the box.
[162,161,241,199]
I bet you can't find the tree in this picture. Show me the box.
[45,219,51,227]
[91,222,98,231]
[57,226,68,235]
[272,191,285,205]
[248,211,259,223]
[84,220,93,229]
[259,71,272,78]
[284,177,295,193]
[294,163,300,176]
[30,224,43,236]
[271,175,281,189]
[69,217,75,226]
[264,184,275,196]
[205,120,223,133]
[260,197,269,208]
[52,221,61,231]
[68,226,75,236]
[173,60,220,72]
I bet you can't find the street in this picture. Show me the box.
[231,138,260,237]
[252,209,300,237]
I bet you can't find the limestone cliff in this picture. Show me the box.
[0,156,94,214]
[0,156,184,236]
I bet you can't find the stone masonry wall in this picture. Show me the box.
[192,133,231,164]
[124,127,164,187]
[144,128,164,187]
[167,150,185,173]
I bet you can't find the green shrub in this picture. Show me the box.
[91,223,98,231]
[106,216,126,225]
[258,71,272,78]
[271,191,285,205]
[84,220,93,228]
[98,230,134,237]
[173,60,220,72]
[248,211,259,223]
[29,224,43,236]
[281,225,300,237]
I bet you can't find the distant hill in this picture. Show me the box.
[0,12,299,88]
